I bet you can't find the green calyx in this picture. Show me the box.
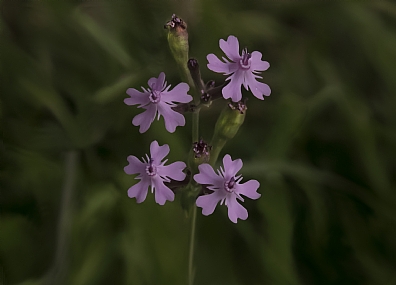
[210,101,247,165]
[165,14,193,87]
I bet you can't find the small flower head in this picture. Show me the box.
[124,140,187,205]
[193,139,212,159]
[207,35,271,102]
[125,72,192,133]
[164,14,187,30]
[194,154,260,223]
[228,99,247,114]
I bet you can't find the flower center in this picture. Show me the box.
[145,159,157,176]
[239,48,251,69]
[224,177,236,193]
[149,89,161,103]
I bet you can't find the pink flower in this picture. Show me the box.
[124,140,186,205]
[194,154,261,223]
[125,72,192,133]
[207,35,271,102]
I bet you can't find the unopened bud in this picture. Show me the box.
[213,100,246,140]
[209,100,247,165]
[165,14,193,86]
[188,58,205,103]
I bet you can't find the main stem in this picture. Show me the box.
[188,205,197,285]
[188,78,201,285]
[192,108,200,143]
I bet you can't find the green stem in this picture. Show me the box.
[188,65,201,285]
[188,205,197,285]
[192,108,200,143]
[181,63,195,88]
[187,107,199,285]
[209,138,226,166]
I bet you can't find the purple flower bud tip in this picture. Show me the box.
[124,140,187,205]
[188,58,199,70]
[125,72,193,133]
[207,35,271,102]
[193,154,261,223]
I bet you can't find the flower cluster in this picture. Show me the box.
[124,23,270,223]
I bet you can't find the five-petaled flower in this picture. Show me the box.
[207,35,271,102]
[124,140,186,205]
[125,72,192,133]
[194,154,261,223]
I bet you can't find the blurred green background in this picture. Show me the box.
[1,0,396,284]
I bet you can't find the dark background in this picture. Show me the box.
[1,0,396,284]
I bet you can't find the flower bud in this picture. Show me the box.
[187,58,205,103]
[210,100,247,165]
[164,14,193,86]
[214,101,246,140]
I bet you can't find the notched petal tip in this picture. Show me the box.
[238,180,261,200]
[150,140,170,163]
[157,103,186,133]
[227,197,248,223]
[152,178,175,205]
[127,181,149,203]
[207,53,231,74]
[219,35,240,62]
[124,155,145,175]
[196,191,224,216]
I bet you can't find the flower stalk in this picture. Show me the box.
[188,205,197,285]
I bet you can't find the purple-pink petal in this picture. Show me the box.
[237,180,261,200]
[250,51,270,71]
[245,72,271,100]
[125,88,150,106]
[150,140,169,165]
[158,161,186,181]
[196,190,226,216]
[132,104,157,133]
[222,70,244,102]
[148,72,166,91]
[207,54,232,74]
[157,103,186,133]
[220,35,240,62]
[227,196,248,223]
[124,155,146,175]
[194,164,223,188]
[152,177,175,205]
[127,179,150,203]
[222,155,243,179]
[162,83,192,103]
